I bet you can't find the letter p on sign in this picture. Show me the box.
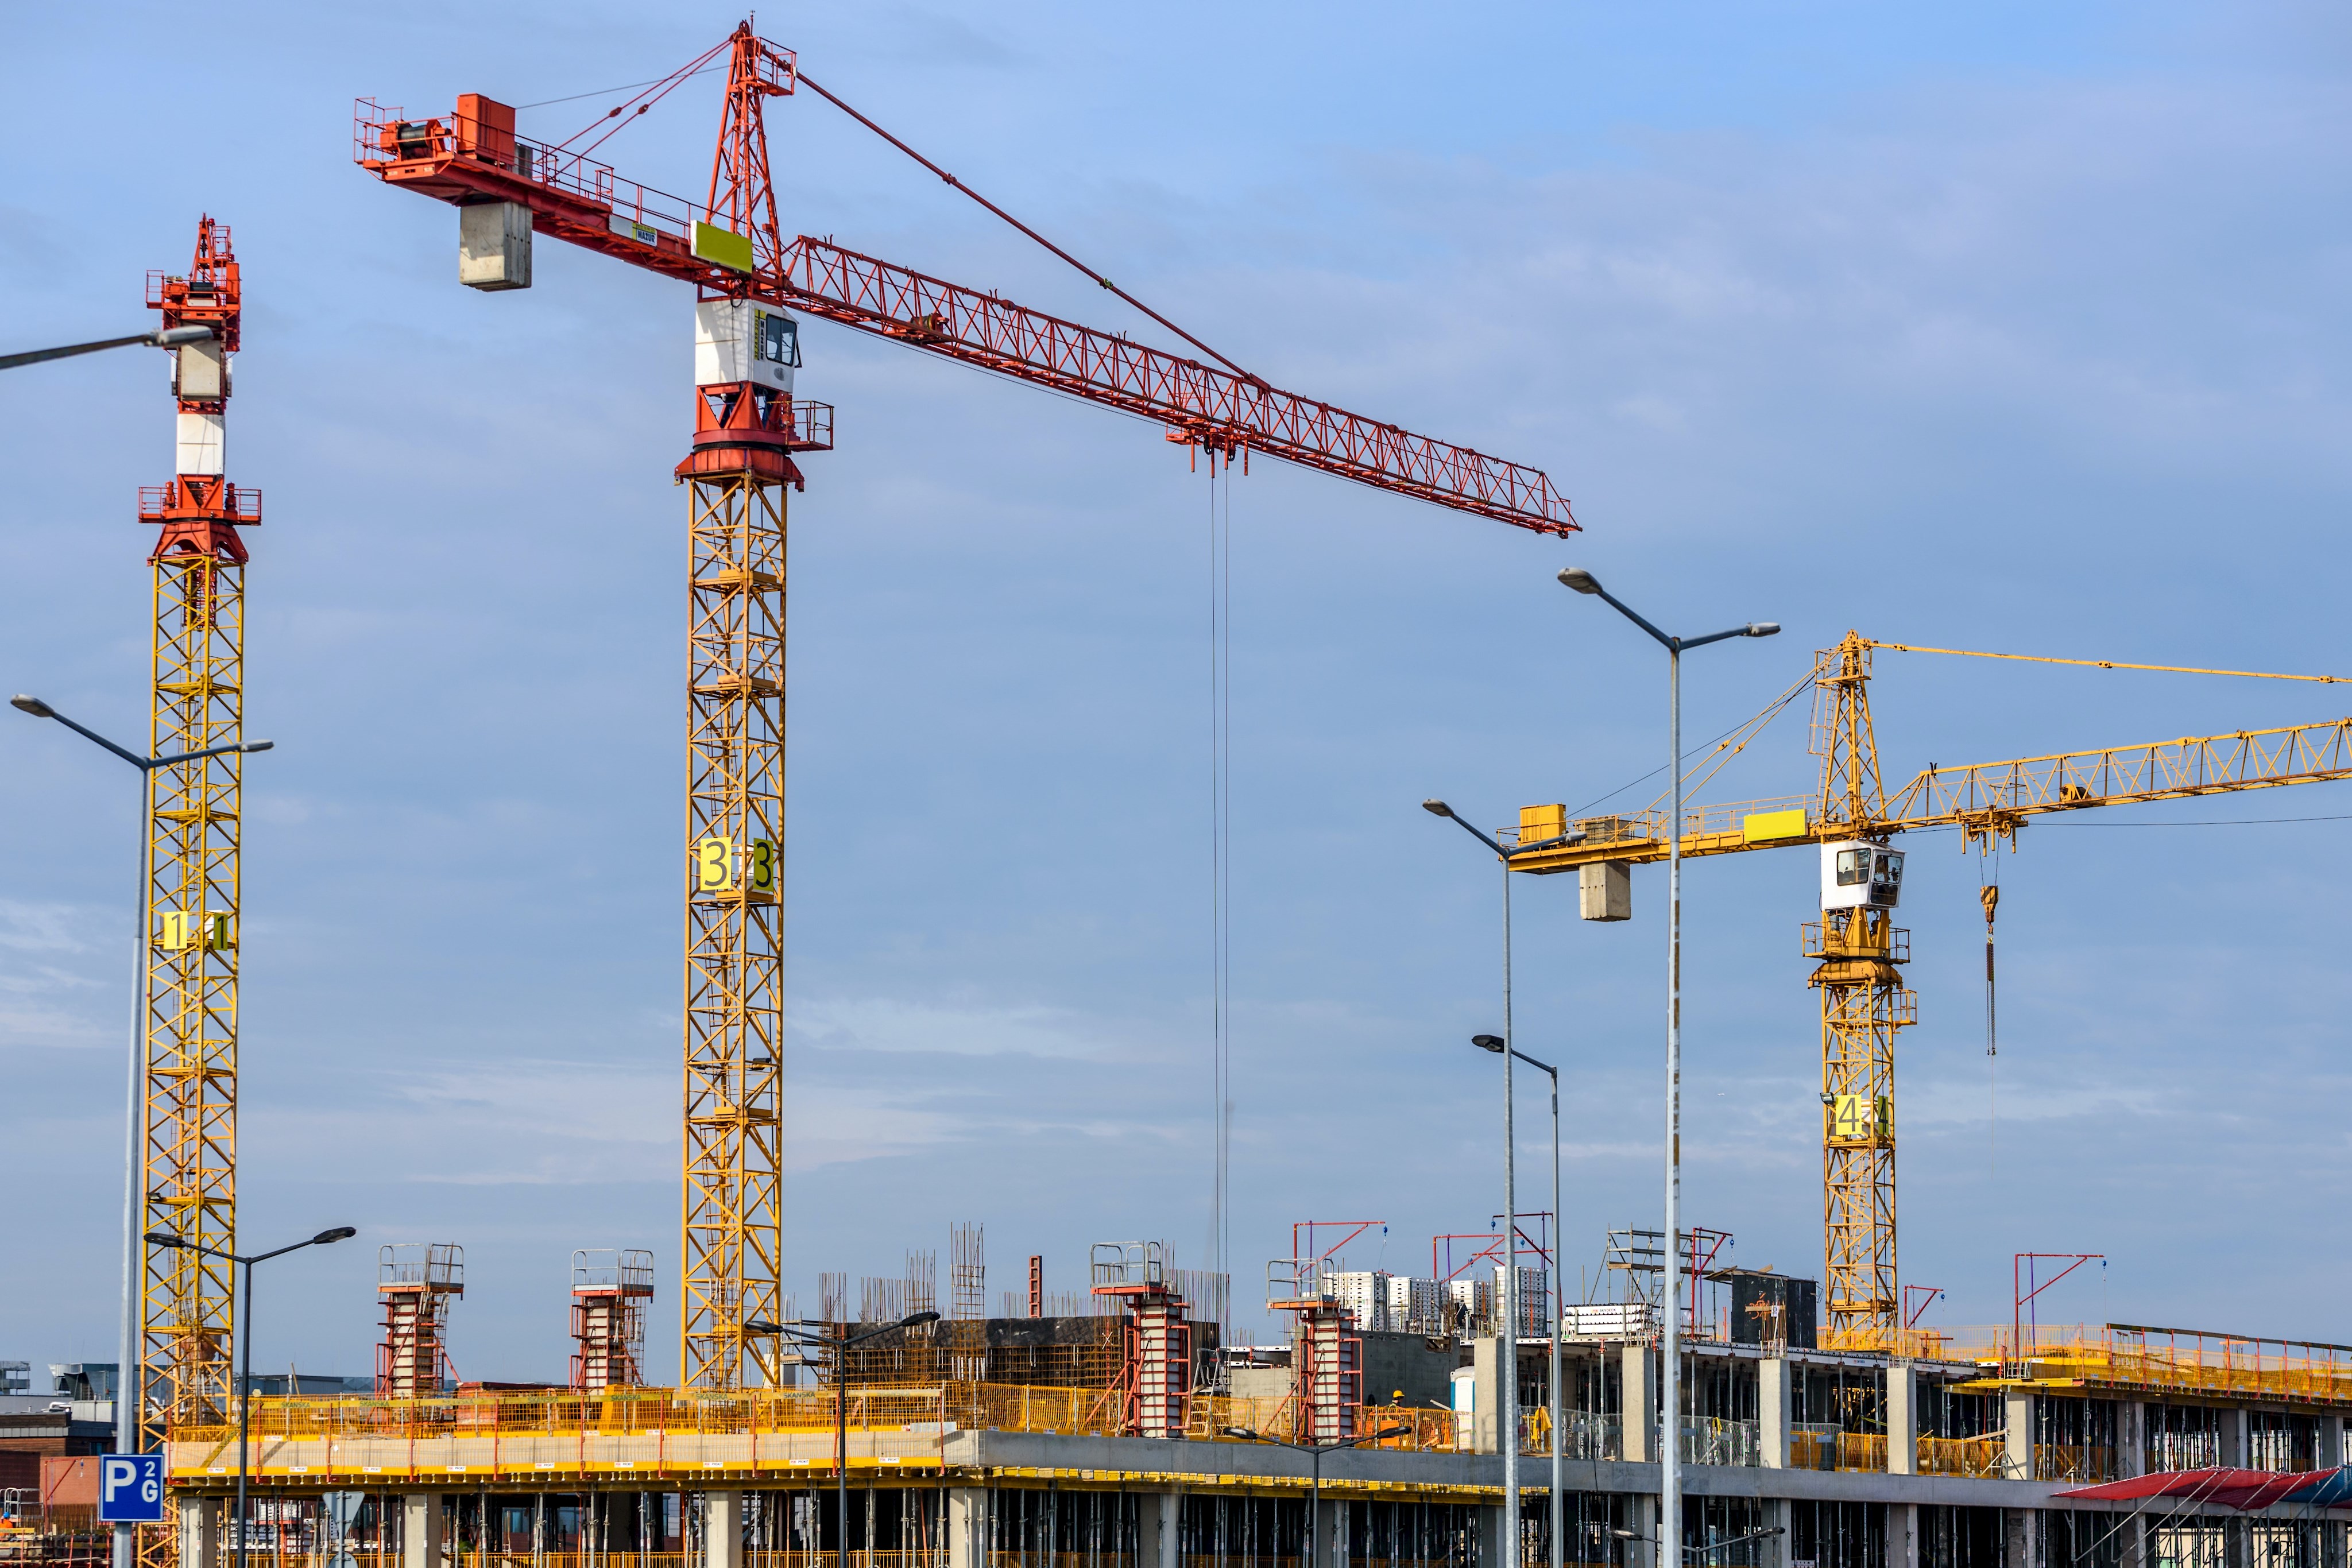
[99,1454,165,1523]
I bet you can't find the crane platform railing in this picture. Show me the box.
[1934,1323,2352,1401]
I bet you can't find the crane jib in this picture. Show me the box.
[354,102,1576,536]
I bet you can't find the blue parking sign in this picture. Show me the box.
[98,1454,164,1523]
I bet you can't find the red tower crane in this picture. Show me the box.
[355,24,1578,1392]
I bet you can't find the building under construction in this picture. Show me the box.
[156,1224,2352,1568]
[46,22,2352,1568]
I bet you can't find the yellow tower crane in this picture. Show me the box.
[138,218,256,1446]
[1510,630,2352,1350]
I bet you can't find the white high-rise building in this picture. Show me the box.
[1386,1275,1446,1335]
[1325,1269,1391,1330]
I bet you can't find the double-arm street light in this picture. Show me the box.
[14,695,274,1568]
[0,324,215,373]
[1421,799,1583,1559]
[1612,1523,1788,1564]
[746,1311,941,1568]
[1475,1034,1564,1568]
[145,1227,357,1568]
[1221,1424,1411,1568]
[1555,569,1777,1568]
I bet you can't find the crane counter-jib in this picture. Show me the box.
[351,96,1576,535]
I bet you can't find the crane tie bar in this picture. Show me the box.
[793,71,1264,388]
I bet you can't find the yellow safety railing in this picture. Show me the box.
[1916,1436,2005,1478]
[2034,1443,2117,1484]
[172,1386,1461,1455]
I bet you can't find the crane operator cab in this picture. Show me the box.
[694,298,800,395]
[1821,842,1904,910]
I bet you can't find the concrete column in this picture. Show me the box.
[2223,1409,2249,1470]
[2115,1515,2145,1568]
[1477,1504,1509,1568]
[2319,1415,2346,1472]
[703,1493,743,1568]
[1132,1492,1179,1568]
[1474,1338,1505,1455]
[1635,1496,1661,1568]
[946,1487,989,1568]
[1885,1365,1917,1476]
[2004,1391,2036,1481]
[1759,1499,1790,1568]
[1884,1503,1917,1568]
[1313,1497,1344,1568]
[1759,1358,1793,1470]
[2005,1508,2036,1568]
[401,1496,443,1568]
[177,1496,220,1568]
[2121,1403,2147,1480]
[1622,1344,1658,1464]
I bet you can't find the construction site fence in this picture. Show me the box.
[171,1388,1468,1455]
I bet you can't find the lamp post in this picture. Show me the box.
[1422,800,1581,1567]
[145,1226,356,1568]
[14,695,274,1568]
[1221,1425,1411,1568]
[0,324,214,373]
[1554,570,1778,1568]
[748,1311,939,1568]
[1475,1036,1562,1568]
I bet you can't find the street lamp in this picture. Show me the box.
[0,324,214,373]
[1221,1425,1411,1568]
[1475,1035,1564,1568]
[145,1226,355,1568]
[16,695,274,1568]
[1555,570,1777,1568]
[1422,799,1581,1559]
[746,1311,940,1568]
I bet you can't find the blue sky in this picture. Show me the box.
[5,2,2351,1383]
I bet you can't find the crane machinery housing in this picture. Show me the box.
[355,22,1578,1391]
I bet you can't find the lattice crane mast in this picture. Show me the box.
[355,24,1576,1391]
[1509,630,2352,1350]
